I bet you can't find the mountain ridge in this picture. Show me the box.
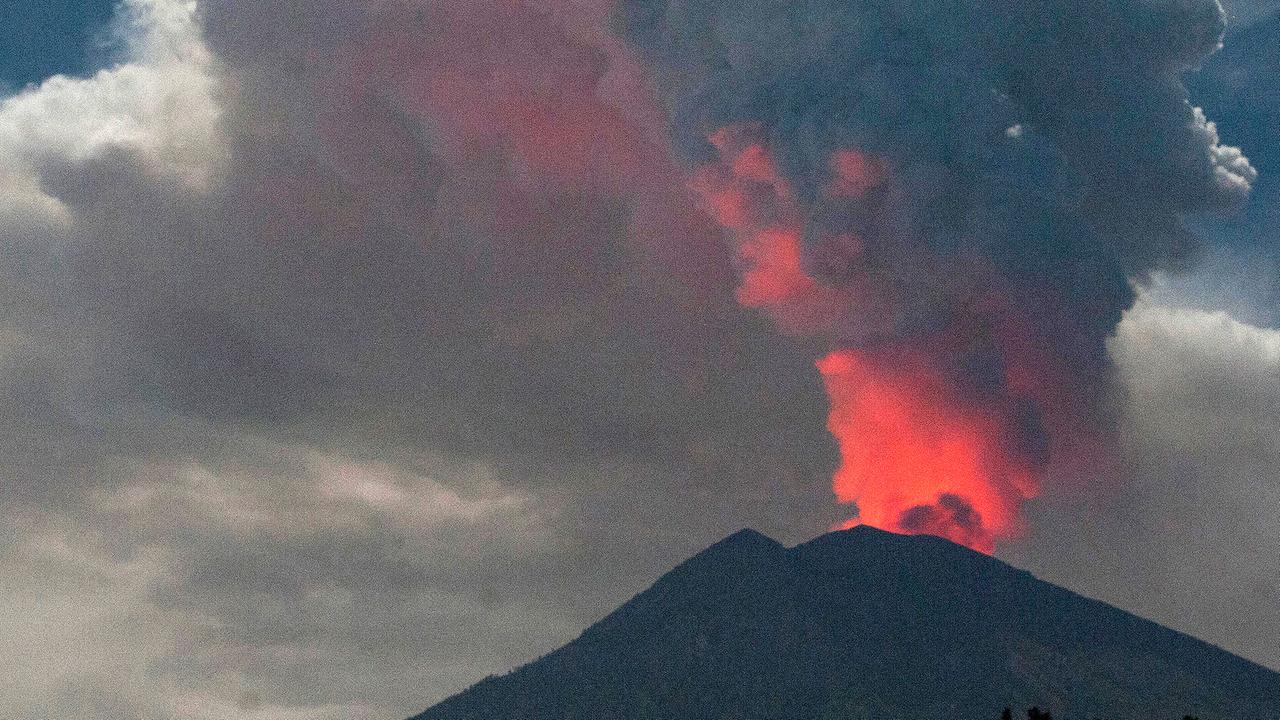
[410,526,1280,719]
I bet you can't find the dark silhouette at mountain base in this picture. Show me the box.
[409,527,1280,719]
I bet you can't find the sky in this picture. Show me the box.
[0,1,1277,719]
[0,0,119,91]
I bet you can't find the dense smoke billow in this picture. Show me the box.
[0,1,1275,718]
[615,0,1255,549]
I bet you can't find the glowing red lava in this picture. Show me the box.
[690,124,1038,553]
[819,351,1035,553]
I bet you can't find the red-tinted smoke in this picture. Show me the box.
[819,351,1036,553]
[350,0,734,303]
[689,125,1045,552]
[362,3,1060,553]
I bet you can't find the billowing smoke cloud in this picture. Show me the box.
[1,0,1277,717]
[0,2,839,717]
[615,0,1256,551]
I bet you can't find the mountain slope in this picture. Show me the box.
[410,527,1280,719]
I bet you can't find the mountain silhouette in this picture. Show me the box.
[409,526,1280,719]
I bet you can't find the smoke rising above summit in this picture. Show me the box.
[0,1,1276,717]
[615,0,1255,550]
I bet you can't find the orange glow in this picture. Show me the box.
[827,149,888,198]
[818,351,1036,553]
[691,125,1039,554]
[688,125,854,335]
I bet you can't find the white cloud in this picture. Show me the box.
[0,525,179,720]
[1193,107,1259,198]
[2,437,565,720]
[312,452,541,527]
[1114,294,1280,453]
[0,0,224,227]
[1099,292,1280,668]
[1011,283,1280,670]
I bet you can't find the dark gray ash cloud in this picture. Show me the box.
[0,1,1276,718]
[614,0,1256,470]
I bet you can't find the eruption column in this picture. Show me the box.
[689,126,1037,552]
[616,0,1252,554]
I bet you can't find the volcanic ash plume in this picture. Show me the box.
[615,0,1255,551]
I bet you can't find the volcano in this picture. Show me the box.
[409,527,1280,719]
